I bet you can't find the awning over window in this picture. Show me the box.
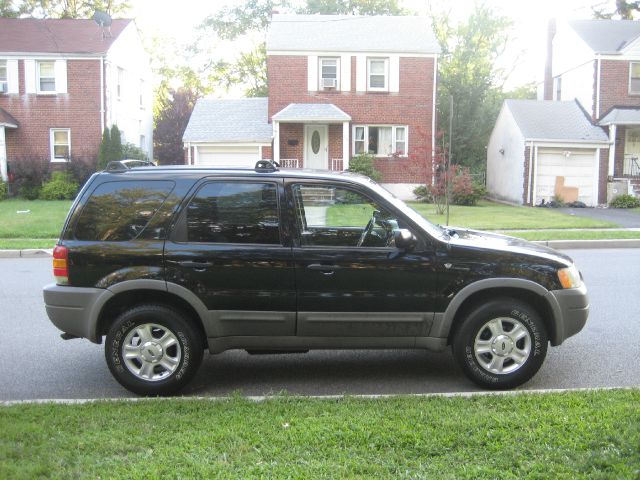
[599,108,640,126]
[0,108,18,128]
[272,103,351,123]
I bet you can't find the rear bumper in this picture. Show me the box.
[547,283,589,346]
[43,283,113,343]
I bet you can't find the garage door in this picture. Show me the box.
[195,146,260,168]
[536,149,598,206]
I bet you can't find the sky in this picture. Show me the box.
[129,0,620,92]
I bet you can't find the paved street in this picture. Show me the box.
[0,249,638,400]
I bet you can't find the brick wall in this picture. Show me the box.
[599,146,610,205]
[598,59,640,119]
[522,146,531,204]
[0,59,102,162]
[267,55,435,183]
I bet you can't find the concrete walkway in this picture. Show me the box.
[558,207,640,227]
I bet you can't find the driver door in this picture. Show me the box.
[288,181,437,338]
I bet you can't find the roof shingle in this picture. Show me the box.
[568,19,640,54]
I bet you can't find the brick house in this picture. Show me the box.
[0,18,153,182]
[545,19,640,202]
[183,15,440,198]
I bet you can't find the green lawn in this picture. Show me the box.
[1,390,638,479]
[0,199,71,239]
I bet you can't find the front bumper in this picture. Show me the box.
[43,283,113,343]
[546,282,589,346]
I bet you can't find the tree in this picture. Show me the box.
[154,87,199,165]
[97,127,110,170]
[431,4,513,172]
[302,0,403,15]
[1,0,130,18]
[110,125,122,162]
[594,0,640,19]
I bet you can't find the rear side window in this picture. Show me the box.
[74,181,174,241]
[185,182,280,244]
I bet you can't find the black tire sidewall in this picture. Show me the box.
[105,305,203,396]
[453,299,548,389]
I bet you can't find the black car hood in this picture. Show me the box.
[445,228,573,266]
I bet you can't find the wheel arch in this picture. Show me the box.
[434,278,561,346]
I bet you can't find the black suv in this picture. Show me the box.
[43,162,588,395]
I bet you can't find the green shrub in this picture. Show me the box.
[10,157,49,200]
[348,153,382,182]
[0,179,7,200]
[609,194,640,208]
[413,185,430,202]
[40,172,79,200]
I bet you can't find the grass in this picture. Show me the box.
[0,238,57,249]
[0,390,638,479]
[0,199,71,239]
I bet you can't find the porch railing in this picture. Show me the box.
[280,158,300,169]
[330,158,344,171]
[624,154,640,177]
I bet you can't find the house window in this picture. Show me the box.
[117,67,124,98]
[630,62,640,94]
[352,125,408,157]
[554,76,562,100]
[139,79,144,107]
[319,57,339,89]
[368,58,388,91]
[0,60,7,93]
[38,61,56,92]
[139,135,146,151]
[50,128,70,161]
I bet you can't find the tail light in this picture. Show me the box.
[53,245,69,285]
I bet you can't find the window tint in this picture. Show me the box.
[292,184,404,248]
[186,182,280,244]
[74,181,174,241]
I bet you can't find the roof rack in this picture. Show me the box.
[105,159,156,172]
[255,160,279,173]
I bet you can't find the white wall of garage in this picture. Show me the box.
[535,148,600,206]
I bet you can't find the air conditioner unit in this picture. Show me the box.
[322,77,337,89]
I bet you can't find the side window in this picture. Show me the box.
[186,182,280,244]
[74,181,174,241]
[292,184,403,248]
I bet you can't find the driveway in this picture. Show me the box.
[558,206,640,227]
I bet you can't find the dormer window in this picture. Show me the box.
[319,57,339,90]
[368,58,388,91]
[37,61,56,93]
[630,62,640,94]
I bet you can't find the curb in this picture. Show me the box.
[0,248,53,258]
[1,386,637,406]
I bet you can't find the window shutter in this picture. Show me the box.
[24,59,36,93]
[340,55,351,91]
[55,60,67,93]
[307,55,318,92]
[7,60,19,94]
[389,55,400,93]
[356,55,366,92]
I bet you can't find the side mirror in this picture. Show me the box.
[394,229,416,251]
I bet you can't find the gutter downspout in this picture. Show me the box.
[100,56,105,135]
[527,140,534,205]
[595,55,601,120]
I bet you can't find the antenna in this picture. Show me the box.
[93,10,113,38]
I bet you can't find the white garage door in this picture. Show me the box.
[536,148,598,206]
[196,145,260,167]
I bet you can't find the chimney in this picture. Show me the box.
[544,19,557,101]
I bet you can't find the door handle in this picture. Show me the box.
[177,261,212,269]
[307,264,341,275]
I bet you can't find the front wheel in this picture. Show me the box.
[452,298,548,389]
[105,304,204,396]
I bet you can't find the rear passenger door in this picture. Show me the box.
[164,178,296,337]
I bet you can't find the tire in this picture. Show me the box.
[105,304,204,396]
[452,298,548,389]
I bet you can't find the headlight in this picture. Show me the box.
[557,264,582,289]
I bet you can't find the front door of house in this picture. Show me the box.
[305,125,328,170]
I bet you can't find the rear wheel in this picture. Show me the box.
[105,304,204,396]
[453,298,548,389]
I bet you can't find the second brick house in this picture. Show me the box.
[183,14,440,198]
[0,18,153,182]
